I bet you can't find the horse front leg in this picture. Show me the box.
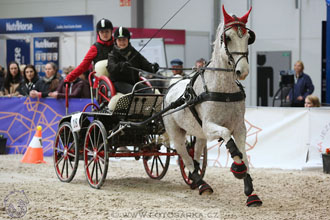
[233,124,262,207]
[203,122,247,179]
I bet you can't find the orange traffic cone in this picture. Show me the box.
[21,126,46,164]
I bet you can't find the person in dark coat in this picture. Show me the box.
[107,26,159,94]
[16,65,40,96]
[286,61,314,107]
[30,62,61,98]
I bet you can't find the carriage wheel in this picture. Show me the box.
[143,135,171,180]
[179,136,208,186]
[53,122,79,183]
[83,120,109,189]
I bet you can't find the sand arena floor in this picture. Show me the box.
[0,154,329,220]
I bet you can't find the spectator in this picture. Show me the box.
[0,61,22,97]
[0,65,5,91]
[49,68,85,99]
[107,26,159,94]
[65,18,114,83]
[16,65,40,96]
[170,58,185,76]
[304,95,320,107]
[287,61,314,107]
[195,58,206,70]
[78,70,91,98]
[30,62,61,98]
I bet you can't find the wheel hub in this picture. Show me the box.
[93,149,98,161]
[64,146,68,159]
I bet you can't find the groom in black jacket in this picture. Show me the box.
[107,26,159,94]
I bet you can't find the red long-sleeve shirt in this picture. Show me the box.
[64,36,114,83]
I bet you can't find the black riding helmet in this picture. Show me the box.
[96,18,113,31]
[114,27,131,40]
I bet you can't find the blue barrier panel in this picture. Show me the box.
[0,97,90,156]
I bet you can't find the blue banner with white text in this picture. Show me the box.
[34,37,59,77]
[6,39,31,66]
[0,15,93,34]
[0,97,90,156]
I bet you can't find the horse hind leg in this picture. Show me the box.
[188,138,213,195]
[180,137,213,195]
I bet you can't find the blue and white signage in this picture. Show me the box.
[0,15,93,34]
[6,39,30,65]
[34,37,59,77]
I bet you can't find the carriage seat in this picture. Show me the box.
[110,93,164,119]
[108,92,124,111]
[95,59,109,77]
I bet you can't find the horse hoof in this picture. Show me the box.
[199,183,214,195]
[230,161,247,179]
[190,182,198,190]
[246,194,262,207]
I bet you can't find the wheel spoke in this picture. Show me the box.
[67,130,72,147]
[95,161,99,183]
[68,158,73,169]
[61,158,66,176]
[96,129,101,150]
[66,158,69,178]
[97,160,103,175]
[67,152,76,158]
[67,141,76,151]
[150,157,155,174]
[63,127,67,147]
[87,157,94,167]
[97,143,104,153]
[55,155,64,167]
[88,132,95,149]
[155,157,159,176]
[59,136,65,149]
[55,147,64,153]
[158,156,165,169]
[91,161,96,182]
[99,156,105,164]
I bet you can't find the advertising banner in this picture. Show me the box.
[6,39,30,65]
[124,27,186,45]
[33,37,59,76]
[0,15,93,34]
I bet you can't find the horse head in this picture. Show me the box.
[220,5,255,80]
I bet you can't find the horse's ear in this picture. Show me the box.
[240,7,252,24]
[222,5,233,24]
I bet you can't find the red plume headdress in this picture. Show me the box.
[222,5,251,34]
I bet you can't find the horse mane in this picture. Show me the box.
[211,21,225,65]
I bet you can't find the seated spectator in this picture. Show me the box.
[304,95,320,107]
[30,62,61,98]
[107,26,159,94]
[0,61,22,97]
[286,61,314,107]
[16,65,40,96]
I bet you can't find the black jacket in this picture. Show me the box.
[107,44,154,85]
[34,74,61,98]
[17,77,41,96]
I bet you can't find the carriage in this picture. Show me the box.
[53,71,207,189]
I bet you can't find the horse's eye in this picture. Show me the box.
[225,35,231,42]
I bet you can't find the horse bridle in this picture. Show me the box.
[221,18,256,73]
